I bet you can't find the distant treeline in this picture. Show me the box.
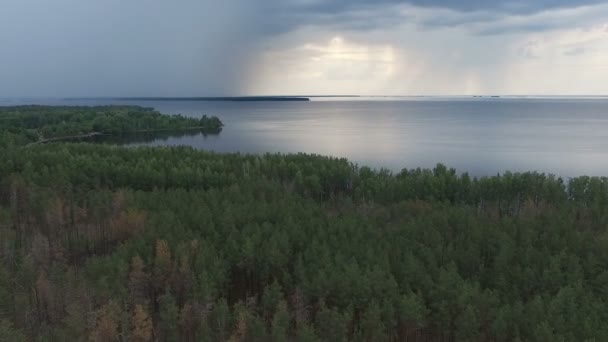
[0,105,223,145]
[111,97,311,102]
[0,107,607,341]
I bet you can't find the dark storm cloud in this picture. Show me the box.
[0,0,268,97]
[280,0,606,34]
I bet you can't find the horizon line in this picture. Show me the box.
[3,94,608,100]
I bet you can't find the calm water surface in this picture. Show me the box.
[7,97,608,177]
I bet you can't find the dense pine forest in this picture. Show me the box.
[1,106,608,341]
[0,106,223,146]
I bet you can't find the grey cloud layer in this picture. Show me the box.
[0,0,603,96]
[281,0,607,34]
[285,0,603,15]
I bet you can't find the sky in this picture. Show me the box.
[1,0,608,96]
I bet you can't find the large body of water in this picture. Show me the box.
[5,97,608,177]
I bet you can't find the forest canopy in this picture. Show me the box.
[0,105,223,145]
[0,106,607,341]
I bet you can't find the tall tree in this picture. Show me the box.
[132,304,153,342]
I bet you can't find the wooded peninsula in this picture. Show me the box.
[0,106,223,146]
[0,106,607,341]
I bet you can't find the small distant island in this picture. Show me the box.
[0,105,223,145]
[109,96,311,102]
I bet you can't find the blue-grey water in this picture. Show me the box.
[4,97,608,177]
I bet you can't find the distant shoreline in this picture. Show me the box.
[59,95,365,102]
[109,96,313,102]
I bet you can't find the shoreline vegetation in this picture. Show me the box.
[24,127,216,147]
[1,106,608,341]
[25,131,105,146]
[0,105,223,146]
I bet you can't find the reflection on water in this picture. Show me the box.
[93,129,219,145]
[17,97,608,177]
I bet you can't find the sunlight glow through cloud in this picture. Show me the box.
[251,36,401,95]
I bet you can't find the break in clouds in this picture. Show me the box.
[1,0,608,96]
